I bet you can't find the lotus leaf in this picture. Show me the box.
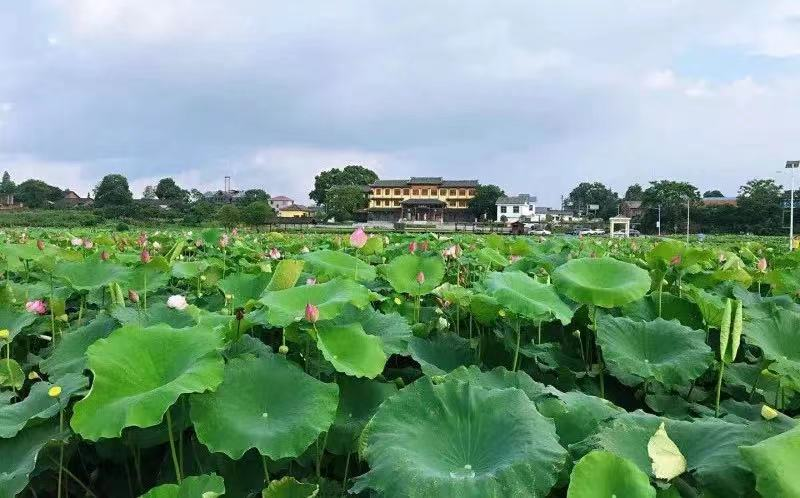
[140,473,225,498]
[218,272,272,308]
[315,321,387,379]
[326,376,397,455]
[301,250,376,282]
[485,271,574,324]
[383,254,445,296]
[56,258,131,291]
[742,308,800,389]
[39,314,118,377]
[553,257,651,308]
[408,334,474,376]
[257,278,370,327]
[262,477,319,498]
[740,426,800,497]
[0,421,61,497]
[567,450,656,498]
[0,373,86,438]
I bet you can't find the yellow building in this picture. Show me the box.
[278,204,314,218]
[367,177,478,222]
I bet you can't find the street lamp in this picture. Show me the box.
[786,160,799,251]
[684,196,691,243]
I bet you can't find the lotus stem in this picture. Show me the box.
[57,405,64,498]
[165,410,182,483]
[143,273,148,312]
[316,430,329,479]
[714,362,725,417]
[341,452,351,497]
[262,455,270,484]
[48,456,96,498]
[512,320,521,372]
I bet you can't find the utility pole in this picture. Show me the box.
[657,204,661,236]
[686,198,690,243]
[787,161,799,251]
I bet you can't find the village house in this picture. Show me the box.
[278,204,314,218]
[61,190,93,207]
[269,195,294,210]
[496,194,537,223]
[366,177,478,222]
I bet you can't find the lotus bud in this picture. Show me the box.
[83,239,94,249]
[718,253,727,264]
[231,228,238,237]
[140,249,151,264]
[234,308,245,321]
[421,240,429,251]
[25,300,47,315]
[437,317,449,331]
[100,250,110,261]
[350,227,368,248]
[409,241,417,253]
[757,258,767,272]
[0,329,8,340]
[128,289,140,303]
[224,294,233,301]
[48,385,62,397]
[36,239,44,251]
[670,255,681,266]
[761,404,778,420]
[71,237,83,247]
[416,271,425,285]
[306,278,317,286]
[137,232,147,247]
[278,344,289,355]
[572,329,581,338]
[301,246,310,253]
[195,239,204,248]
[393,296,402,305]
[28,371,39,380]
[200,275,207,281]
[498,309,506,317]
[219,234,229,248]
[305,303,320,323]
[269,247,281,260]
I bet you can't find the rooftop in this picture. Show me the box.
[371,178,479,188]
[497,194,536,205]
[271,195,293,201]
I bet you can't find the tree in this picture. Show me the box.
[241,201,274,227]
[468,185,505,220]
[640,180,700,234]
[0,171,15,195]
[324,184,366,222]
[94,174,133,208]
[155,178,188,203]
[703,190,725,198]
[309,165,378,205]
[737,179,783,233]
[565,182,619,220]
[142,185,157,199]
[216,204,241,229]
[624,184,643,201]
[235,189,270,206]
[15,179,63,208]
[189,189,204,203]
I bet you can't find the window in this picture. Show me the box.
[468,189,475,196]
[529,205,534,211]
[500,206,507,213]
[373,189,379,196]
[459,190,466,196]
[449,189,456,196]
[422,188,429,195]
[412,189,419,195]
[513,206,519,213]
[440,189,446,196]
[384,188,390,195]
[394,189,401,195]
[403,188,409,195]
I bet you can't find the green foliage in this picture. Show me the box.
[216,204,241,228]
[565,182,619,219]
[14,179,63,208]
[324,184,366,222]
[309,165,378,205]
[155,177,189,203]
[241,201,274,226]
[93,173,134,207]
[468,184,505,220]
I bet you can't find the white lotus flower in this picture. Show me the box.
[71,237,83,247]
[167,295,188,310]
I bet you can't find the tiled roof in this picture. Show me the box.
[271,195,293,201]
[371,180,409,187]
[441,180,479,187]
[370,178,479,188]
[401,198,447,206]
[497,194,536,205]
[409,177,443,184]
[280,204,312,211]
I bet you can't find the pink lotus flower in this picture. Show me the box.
[420,240,429,251]
[350,227,368,248]
[140,249,151,264]
[83,240,94,249]
[100,250,110,261]
[231,228,238,237]
[670,255,681,266]
[509,255,521,263]
[757,258,768,272]
[70,237,83,247]
[305,303,320,323]
[409,241,417,253]
[25,300,47,315]
[195,239,204,248]
[36,240,44,251]
[138,233,148,247]
[128,290,140,303]
[219,234,229,248]
[269,247,281,260]
[416,271,425,285]
[306,277,317,285]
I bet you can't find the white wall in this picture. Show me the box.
[496,202,536,222]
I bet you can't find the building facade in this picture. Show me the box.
[270,196,294,210]
[496,194,537,222]
[278,204,313,218]
[367,177,478,222]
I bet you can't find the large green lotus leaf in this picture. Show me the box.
[56,258,131,291]
[408,334,474,376]
[266,259,305,291]
[257,278,370,327]
[475,247,509,269]
[300,250,376,282]
[352,378,567,498]
[578,410,783,497]
[597,315,713,387]
[39,314,118,378]
[335,305,412,356]
[723,362,780,400]
[469,294,501,325]
[382,254,445,296]
[315,322,387,379]
[71,324,224,441]
[742,308,800,389]
[171,260,209,279]
[262,477,319,498]
[0,373,86,438]
[620,292,704,331]
[740,426,800,497]
[126,257,171,293]
[567,450,656,498]
[553,257,651,308]
[433,283,473,308]
[0,359,24,389]
[536,390,624,447]
[140,473,225,498]
[484,271,574,324]
[218,272,272,308]
[444,365,550,401]
[0,421,61,497]
[111,302,197,329]
[682,284,726,328]
[327,376,397,455]
[0,308,36,342]
[190,355,338,460]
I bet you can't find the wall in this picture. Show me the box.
[496,202,536,222]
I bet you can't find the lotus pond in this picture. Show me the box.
[0,228,799,497]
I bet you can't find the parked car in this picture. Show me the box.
[530,229,551,236]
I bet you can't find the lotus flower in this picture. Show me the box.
[48,386,62,398]
[306,277,317,285]
[100,250,110,261]
[670,255,681,266]
[420,240,429,251]
[757,258,768,272]
[409,241,417,253]
[138,232,147,247]
[140,249,151,264]
[167,295,188,310]
[442,245,461,259]
[305,303,319,323]
[128,290,140,303]
[269,247,281,260]
[416,271,425,285]
[152,241,161,250]
[350,227,368,248]
[71,237,83,247]
[219,234,229,248]
[301,246,310,253]
[36,239,44,251]
[231,228,238,237]
[83,239,94,249]
[25,300,47,315]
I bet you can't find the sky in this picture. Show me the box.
[2,1,800,207]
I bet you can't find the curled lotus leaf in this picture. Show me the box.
[553,257,651,308]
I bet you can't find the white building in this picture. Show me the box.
[496,194,537,222]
